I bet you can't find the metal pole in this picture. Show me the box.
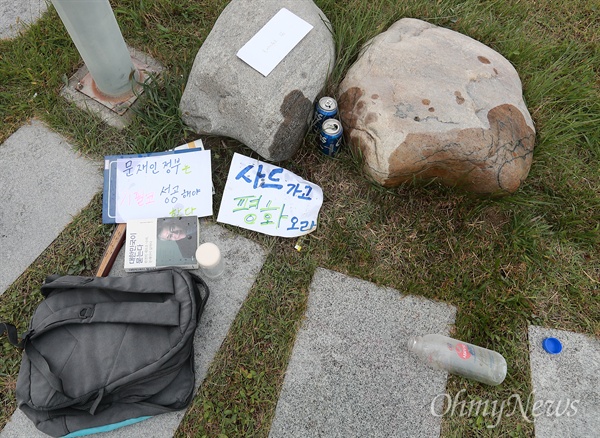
[51,0,138,98]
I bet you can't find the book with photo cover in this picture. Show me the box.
[124,216,199,272]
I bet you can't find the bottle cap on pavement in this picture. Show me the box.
[542,337,562,354]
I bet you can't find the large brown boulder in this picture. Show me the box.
[338,18,535,195]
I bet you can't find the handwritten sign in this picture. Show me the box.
[217,153,323,237]
[236,8,313,76]
[111,149,212,223]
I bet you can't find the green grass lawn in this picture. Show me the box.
[1,0,598,436]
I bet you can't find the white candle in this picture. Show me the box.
[195,242,225,279]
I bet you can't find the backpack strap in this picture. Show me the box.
[0,330,71,402]
[2,297,181,350]
[1,325,71,402]
[188,272,210,322]
[25,342,65,393]
[26,300,181,342]
[41,269,179,297]
[0,322,22,348]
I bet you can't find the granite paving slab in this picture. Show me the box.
[0,119,102,295]
[528,325,600,438]
[0,0,48,40]
[269,268,457,438]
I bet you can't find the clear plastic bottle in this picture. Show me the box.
[407,334,507,386]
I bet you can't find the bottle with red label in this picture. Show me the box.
[407,334,507,385]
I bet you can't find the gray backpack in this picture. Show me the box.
[0,268,209,437]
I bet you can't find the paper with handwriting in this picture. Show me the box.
[236,8,313,76]
[217,153,322,237]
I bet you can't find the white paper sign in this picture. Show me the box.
[114,149,212,222]
[217,153,323,237]
[236,8,313,76]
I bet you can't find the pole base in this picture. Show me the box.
[60,46,164,129]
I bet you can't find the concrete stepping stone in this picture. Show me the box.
[0,0,48,40]
[528,325,599,438]
[1,223,267,437]
[0,119,102,295]
[269,268,457,438]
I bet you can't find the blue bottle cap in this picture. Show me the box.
[542,337,562,354]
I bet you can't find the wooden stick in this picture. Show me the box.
[95,223,127,277]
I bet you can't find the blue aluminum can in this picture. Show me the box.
[312,96,338,132]
[318,118,343,156]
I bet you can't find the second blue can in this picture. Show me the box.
[318,118,343,156]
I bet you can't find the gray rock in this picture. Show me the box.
[180,0,335,162]
[338,18,535,195]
